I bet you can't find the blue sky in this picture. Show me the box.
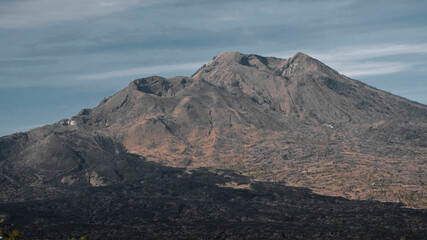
[1,0,427,136]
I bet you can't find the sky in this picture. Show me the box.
[1,0,427,136]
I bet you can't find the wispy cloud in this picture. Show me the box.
[0,0,158,29]
[311,43,427,62]
[79,43,427,81]
[78,62,206,81]
[273,43,427,77]
[338,61,408,77]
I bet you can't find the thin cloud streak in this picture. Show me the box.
[78,62,206,81]
[311,43,427,62]
[0,0,158,29]
[84,43,427,80]
[339,61,408,77]
[273,43,427,77]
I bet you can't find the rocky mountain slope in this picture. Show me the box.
[0,51,426,238]
[194,52,426,123]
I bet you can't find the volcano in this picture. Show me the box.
[0,52,426,239]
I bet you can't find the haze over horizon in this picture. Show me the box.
[1,0,427,137]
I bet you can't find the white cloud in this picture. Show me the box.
[311,43,427,62]
[272,43,427,77]
[0,0,158,29]
[78,61,206,81]
[81,43,427,81]
[337,61,408,77]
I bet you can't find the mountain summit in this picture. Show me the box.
[194,51,426,123]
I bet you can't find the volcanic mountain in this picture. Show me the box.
[0,52,426,238]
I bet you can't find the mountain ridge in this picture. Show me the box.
[1,51,426,207]
[1,51,426,238]
[194,51,427,123]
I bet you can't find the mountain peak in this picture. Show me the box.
[285,51,324,69]
[289,52,316,63]
[211,51,273,67]
[292,51,310,58]
[216,51,243,59]
[212,51,317,64]
[201,51,323,76]
[193,51,427,123]
[193,51,284,79]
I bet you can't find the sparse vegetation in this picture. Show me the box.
[0,218,22,240]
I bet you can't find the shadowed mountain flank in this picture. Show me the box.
[0,51,427,238]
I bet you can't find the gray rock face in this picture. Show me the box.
[194,51,427,123]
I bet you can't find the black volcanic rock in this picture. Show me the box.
[1,166,426,239]
[0,51,427,238]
